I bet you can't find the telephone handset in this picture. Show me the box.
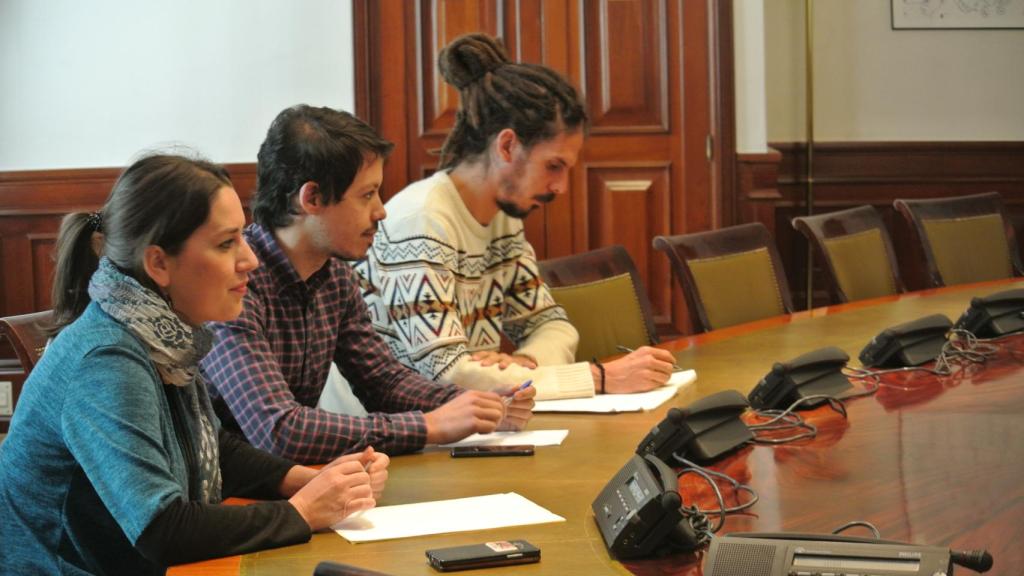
[592,453,700,559]
[637,390,753,463]
[858,314,952,368]
[748,346,852,410]
[955,287,1024,337]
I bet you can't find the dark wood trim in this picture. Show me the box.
[711,0,737,228]
[0,163,258,216]
[352,0,371,122]
[773,141,1024,191]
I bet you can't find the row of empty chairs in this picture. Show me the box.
[536,192,1021,361]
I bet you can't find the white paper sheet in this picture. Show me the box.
[333,492,565,543]
[439,429,569,448]
[532,369,697,413]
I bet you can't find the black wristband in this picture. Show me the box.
[591,357,605,394]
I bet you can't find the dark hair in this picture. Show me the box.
[51,154,232,332]
[437,33,588,170]
[252,105,394,230]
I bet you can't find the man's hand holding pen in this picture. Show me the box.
[595,346,677,394]
[498,380,535,431]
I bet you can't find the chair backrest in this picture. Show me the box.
[653,223,793,333]
[0,310,53,375]
[893,192,1022,288]
[792,205,904,303]
[537,245,658,362]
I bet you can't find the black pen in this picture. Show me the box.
[615,345,683,372]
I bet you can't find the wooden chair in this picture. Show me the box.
[537,245,658,362]
[0,310,51,434]
[0,310,53,375]
[653,223,793,333]
[792,205,904,303]
[893,192,1023,288]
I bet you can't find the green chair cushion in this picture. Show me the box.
[922,213,1012,286]
[688,247,785,330]
[823,228,897,301]
[548,272,651,362]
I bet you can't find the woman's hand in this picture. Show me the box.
[323,446,390,499]
[287,460,375,531]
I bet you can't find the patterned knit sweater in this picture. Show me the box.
[355,172,594,400]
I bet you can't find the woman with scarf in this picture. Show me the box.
[0,154,389,575]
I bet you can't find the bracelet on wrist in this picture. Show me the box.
[591,357,606,394]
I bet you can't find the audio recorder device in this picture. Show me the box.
[704,533,992,576]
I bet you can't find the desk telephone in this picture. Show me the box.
[591,453,701,558]
[636,390,752,463]
[704,532,992,576]
[859,314,952,368]
[594,392,754,559]
[955,287,1024,338]
[748,347,852,410]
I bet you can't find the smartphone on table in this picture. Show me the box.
[449,445,534,457]
[426,540,540,571]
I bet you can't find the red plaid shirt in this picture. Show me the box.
[201,224,461,464]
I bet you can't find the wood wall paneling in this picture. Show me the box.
[585,164,673,325]
[417,0,502,137]
[583,0,667,133]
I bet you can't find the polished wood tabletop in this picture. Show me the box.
[170,279,1024,576]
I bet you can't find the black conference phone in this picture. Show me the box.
[704,532,992,576]
[859,313,952,368]
[591,453,700,558]
[955,287,1024,337]
[636,390,752,463]
[748,346,852,410]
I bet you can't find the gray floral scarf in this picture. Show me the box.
[89,257,222,503]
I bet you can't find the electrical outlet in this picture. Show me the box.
[0,381,12,416]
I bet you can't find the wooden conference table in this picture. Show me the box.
[172,279,1024,576]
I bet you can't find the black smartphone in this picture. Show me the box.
[426,540,540,571]
[449,445,535,458]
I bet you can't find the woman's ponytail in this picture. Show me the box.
[50,211,103,333]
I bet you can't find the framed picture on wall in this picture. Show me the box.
[892,0,1024,29]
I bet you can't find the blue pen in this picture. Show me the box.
[504,379,533,404]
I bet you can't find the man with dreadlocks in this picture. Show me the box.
[353,33,676,402]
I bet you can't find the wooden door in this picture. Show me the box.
[355,0,724,334]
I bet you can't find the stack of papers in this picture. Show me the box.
[333,492,565,542]
[533,369,697,413]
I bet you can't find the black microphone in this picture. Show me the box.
[950,549,993,573]
[312,561,394,576]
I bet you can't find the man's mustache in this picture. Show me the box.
[535,193,556,204]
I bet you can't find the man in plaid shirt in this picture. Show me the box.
[200,105,536,464]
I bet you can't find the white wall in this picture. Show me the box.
[0,0,355,170]
[733,0,769,154]
[765,0,1024,142]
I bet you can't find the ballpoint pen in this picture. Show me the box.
[504,379,533,404]
[615,345,683,372]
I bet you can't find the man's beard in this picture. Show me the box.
[496,174,556,218]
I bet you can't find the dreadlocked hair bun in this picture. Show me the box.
[438,33,510,90]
